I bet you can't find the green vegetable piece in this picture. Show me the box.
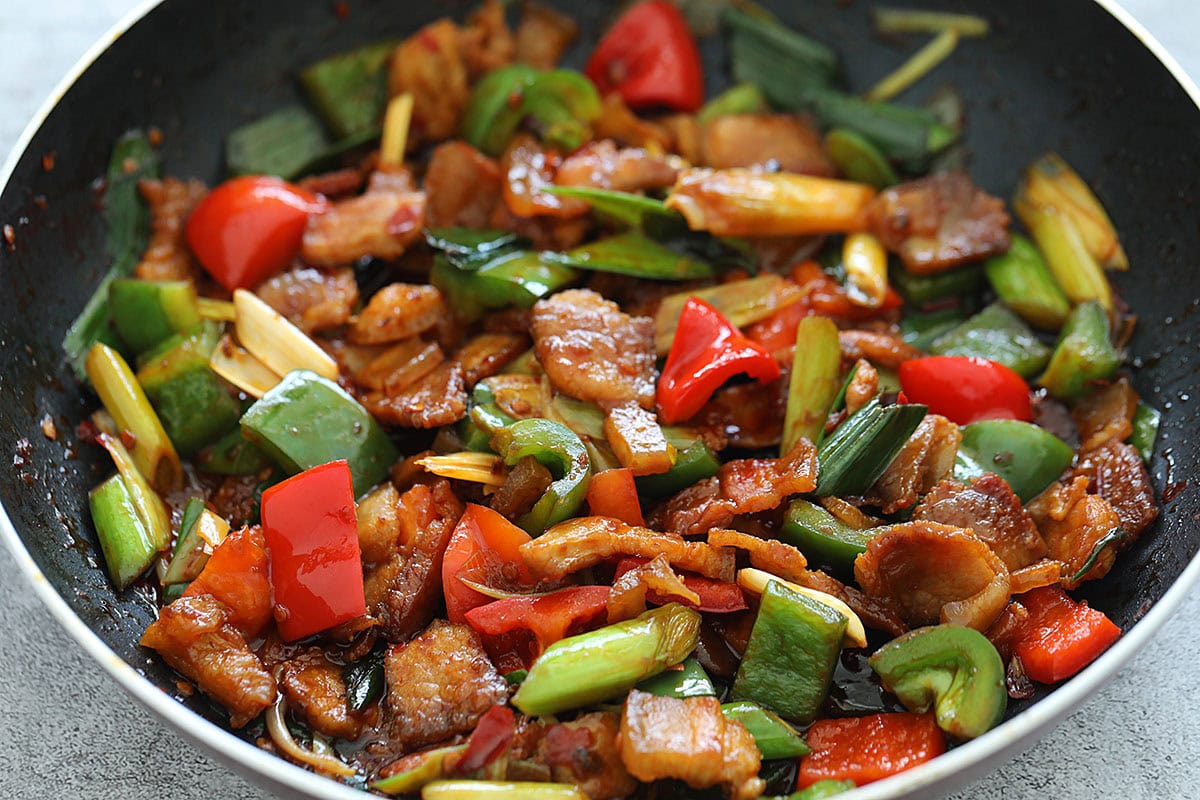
[62,131,160,379]
[721,700,811,759]
[789,780,857,799]
[955,419,1074,503]
[89,474,158,591]
[153,369,241,457]
[983,234,1071,331]
[802,89,957,167]
[136,320,222,397]
[1070,527,1126,584]
[634,440,720,498]
[431,252,578,322]
[547,232,714,281]
[1038,300,1121,401]
[371,744,467,795]
[697,82,768,124]
[869,624,1006,740]
[545,186,678,228]
[512,604,701,716]
[240,369,399,497]
[724,6,840,103]
[109,279,201,357]
[195,428,273,476]
[504,669,528,686]
[424,227,528,271]
[345,649,387,713]
[299,40,397,140]
[162,582,188,604]
[732,580,847,723]
[781,499,875,575]
[463,66,601,156]
[492,419,590,534]
[636,656,716,699]
[161,497,219,585]
[890,262,984,308]
[782,315,842,455]
[930,302,1052,379]
[1130,402,1161,464]
[824,128,898,189]
[900,306,968,352]
[225,104,377,180]
[816,398,928,496]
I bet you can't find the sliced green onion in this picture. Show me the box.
[546,232,713,281]
[816,397,927,496]
[782,316,842,455]
[865,29,960,103]
[872,7,990,37]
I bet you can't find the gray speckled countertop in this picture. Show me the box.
[1,2,1197,799]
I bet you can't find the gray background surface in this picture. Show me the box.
[0,1,1196,798]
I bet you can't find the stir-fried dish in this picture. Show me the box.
[61,2,1161,798]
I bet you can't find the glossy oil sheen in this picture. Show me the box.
[0,0,1197,793]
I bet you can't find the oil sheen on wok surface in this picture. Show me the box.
[0,0,1197,799]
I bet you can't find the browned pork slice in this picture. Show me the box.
[702,113,834,177]
[501,134,592,220]
[384,620,509,753]
[459,0,514,77]
[514,1,578,69]
[651,438,818,537]
[424,141,503,229]
[356,482,402,567]
[866,414,961,514]
[520,516,736,582]
[302,182,425,267]
[140,594,276,728]
[838,329,924,369]
[538,712,637,800]
[277,647,362,740]
[1072,377,1139,452]
[1071,439,1158,538]
[607,554,700,623]
[866,171,1010,274]
[619,691,764,800]
[854,521,1011,631]
[913,473,1046,570]
[451,331,529,387]
[554,140,682,193]
[297,166,366,199]
[255,266,358,334]
[364,362,468,429]
[135,177,207,282]
[356,339,446,396]
[1028,476,1123,588]
[844,359,878,416]
[376,480,465,641]
[694,379,786,449]
[531,289,657,408]
[708,528,809,585]
[801,569,908,637]
[349,283,445,345]
[388,19,471,145]
[593,92,672,150]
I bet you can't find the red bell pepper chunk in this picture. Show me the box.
[464,585,611,655]
[745,295,812,359]
[898,355,1034,425]
[442,504,535,624]
[183,524,273,641]
[260,460,366,641]
[799,712,946,789]
[613,557,748,614]
[455,704,516,774]
[1012,586,1121,684]
[586,467,646,527]
[657,297,782,424]
[584,0,705,112]
[185,175,328,291]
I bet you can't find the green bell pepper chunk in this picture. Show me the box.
[1130,402,1161,464]
[463,65,601,156]
[890,262,984,308]
[194,428,273,476]
[89,474,159,591]
[109,279,201,356]
[955,419,1074,503]
[371,744,467,796]
[512,604,701,716]
[153,369,241,458]
[789,780,856,799]
[298,39,397,140]
[781,499,875,576]
[869,624,1006,740]
[545,232,714,281]
[636,656,716,699]
[731,580,847,724]
[432,253,578,322]
[824,128,898,189]
[492,418,590,534]
[697,82,768,124]
[1038,300,1121,401]
[721,701,811,759]
[546,186,680,229]
[424,227,528,271]
[634,440,721,498]
[930,302,1053,379]
[240,369,398,497]
[983,233,1071,331]
[136,320,222,397]
[225,104,380,180]
[899,306,968,352]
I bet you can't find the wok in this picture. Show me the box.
[0,0,1197,798]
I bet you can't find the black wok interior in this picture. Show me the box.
[0,0,1197,750]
